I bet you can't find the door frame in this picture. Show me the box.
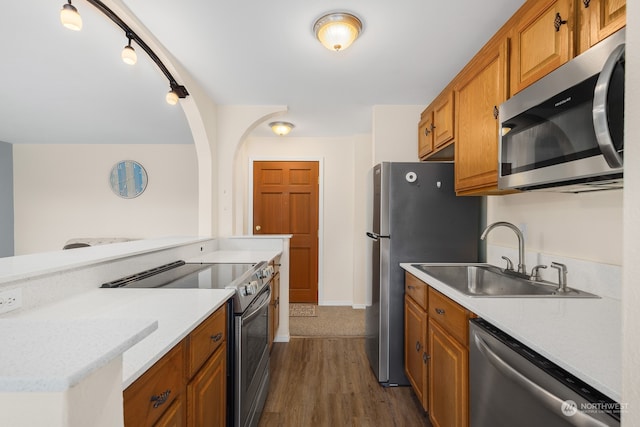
[248,157,325,304]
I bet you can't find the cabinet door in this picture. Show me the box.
[187,343,227,427]
[269,272,280,351]
[454,39,508,195]
[154,397,185,427]
[510,0,572,94]
[428,319,468,427]
[433,91,455,149]
[418,113,434,159]
[405,295,428,411]
[589,0,626,47]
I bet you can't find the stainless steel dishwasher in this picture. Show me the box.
[469,318,620,427]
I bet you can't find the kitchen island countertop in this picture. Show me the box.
[401,262,621,402]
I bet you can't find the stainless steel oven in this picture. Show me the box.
[235,285,271,427]
[498,28,625,193]
[101,260,275,427]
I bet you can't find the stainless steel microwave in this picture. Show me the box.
[498,28,625,193]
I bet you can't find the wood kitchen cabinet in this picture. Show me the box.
[454,36,509,195]
[124,304,228,427]
[269,260,280,352]
[510,0,573,95]
[419,90,455,161]
[578,0,626,53]
[404,273,473,426]
[427,287,472,427]
[404,273,429,410]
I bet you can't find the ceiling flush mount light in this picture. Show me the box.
[121,34,137,65]
[313,12,362,51]
[59,0,188,105]
[269,121,295,136]
[60,1,82,31]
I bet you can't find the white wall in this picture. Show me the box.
[486,190,623,265]
[13,144,198,254]
[372,105,423,164]
[623,0,640,421]
[0,141,13,257]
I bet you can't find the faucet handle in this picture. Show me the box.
[550,262,568,291]
[501,256,514,271]
[529,264,547,281]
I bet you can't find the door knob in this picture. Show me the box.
[255,225,261,231]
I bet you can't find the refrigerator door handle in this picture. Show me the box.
[366,232,390,241]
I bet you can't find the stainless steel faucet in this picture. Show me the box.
[481,221,527,276]
[550,262,569,292]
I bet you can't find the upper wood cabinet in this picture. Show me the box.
[454,38,509,195]
[578,0,626,53]
[419,90,455,161]
[510,0,573,95]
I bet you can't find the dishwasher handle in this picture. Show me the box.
[472,332,609,427]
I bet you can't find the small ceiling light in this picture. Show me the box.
[166,89,179,105]
[60,1,82,31]
[313,12,362,51]
[121,35,137,65]
[269,121,295,136]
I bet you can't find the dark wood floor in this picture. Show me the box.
[258,337,432,427]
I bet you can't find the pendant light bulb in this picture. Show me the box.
[122,38,137,65]
[60,1,82,31]
[166,89,179,105]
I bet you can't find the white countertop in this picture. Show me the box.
[7,288,234,390]
[0,317,157,392]
[401,263,621,402]
[0,245,288,392]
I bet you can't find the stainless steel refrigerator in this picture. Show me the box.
[365,162,482,386]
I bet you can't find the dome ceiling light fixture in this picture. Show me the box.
[313,12,363,52]
[59,0,188,105]
[269,121,295,136]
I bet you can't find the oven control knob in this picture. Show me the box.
[244,280,259,295]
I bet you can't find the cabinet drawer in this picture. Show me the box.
[124,342,185,427]
[428,288,469,345]
[405,272,428,310]
[187,304,227,378]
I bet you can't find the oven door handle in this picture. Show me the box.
[473,333,610,426]
[593,42,625,169]
[242,287,272,323]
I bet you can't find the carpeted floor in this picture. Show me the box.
[289,305,365,337]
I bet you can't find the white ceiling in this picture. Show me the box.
[2,0,526,144]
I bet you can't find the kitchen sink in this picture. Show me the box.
[411,264,599,298]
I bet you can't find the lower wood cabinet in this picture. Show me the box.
[428,318,468,427]
[404,273,472,427]
[124,304,228,427]
[187,342,226,427]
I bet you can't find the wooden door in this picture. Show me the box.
[510,0,572,94]
[253,161,319,303]
[428,319,469,427]
[454,38,508,195]
[187,344,226,427]
[590,0,626,46]
[418,112,434,159]
[432,90,455,149]
[405,295,428,411]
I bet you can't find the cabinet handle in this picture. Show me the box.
[493,105,499,119]
[554,13,567,31]
[423,353,430,363]
[408,285,415,290]
[416,341,422,352]
[150,389,171,408]
[424,127,430,136]
[582,0,590,7]
[435,308,445,315]
[430,123,436,131]
[211,332,223,342]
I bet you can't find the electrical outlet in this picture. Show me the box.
[0,288,22,314]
